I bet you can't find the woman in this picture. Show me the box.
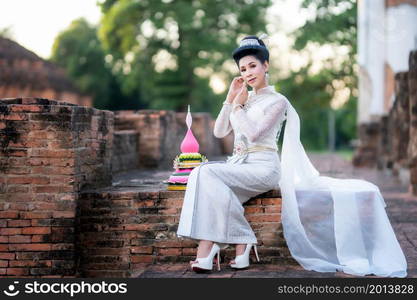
[177,35,285,272]
[177,35,407,277]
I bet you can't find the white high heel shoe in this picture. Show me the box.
[191,243,221,272]
[229,244,260,269]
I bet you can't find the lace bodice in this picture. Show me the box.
[213,85,288,152]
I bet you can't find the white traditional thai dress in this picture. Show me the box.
[177,85,407,277]
[176,85,287,245]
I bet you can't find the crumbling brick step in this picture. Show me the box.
[77,187,287,278]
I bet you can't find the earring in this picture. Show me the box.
[265,72,269,83]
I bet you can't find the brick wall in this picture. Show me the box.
[377,116,391,169]
[352,122,380,168]
[391,72,410,172]
[114,110,230,171]
[0,97,113,277]
[0,37,93,107]
[111,130,139,174]
[77,188,288,278]
[114,110,179,170]
[355,50,417,196]
[409,51,417,194]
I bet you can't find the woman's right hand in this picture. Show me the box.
[226,76,245,103]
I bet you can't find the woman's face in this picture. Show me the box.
[238,55,269,89]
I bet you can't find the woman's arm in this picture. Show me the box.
[213,102,233,138]
[233,98,287,143]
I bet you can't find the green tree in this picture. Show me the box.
[278,0,357,150]
[51,18,135,110]
[0,27,13,39]
[98,0,272,114]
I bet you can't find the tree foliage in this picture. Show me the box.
[0,27,14,39]
[51,18,135,110]
[278,0,357,150]
[97,0,272,113]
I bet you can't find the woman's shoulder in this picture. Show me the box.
[265,91,288,107]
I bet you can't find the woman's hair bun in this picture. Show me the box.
[232,34,270,64]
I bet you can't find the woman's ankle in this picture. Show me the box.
[235,244,246,256]
[197,240,214,258]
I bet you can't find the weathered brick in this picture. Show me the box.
[0,260,8,267]
[22,227,51,235]
[264,206,281,213]
[0,113,28,121]
[30,176,51,185]
[157,248,182,256]
[153,240,197,248]
[7,177,32,184]
[0,228,22,235]
[31,235,51,243]
[20,212,52,219]
[262,198,281,206]
[131,246,153,254]
[51,244,74,251]
[0,211,19,218]
[9,235,32,243]
[33,186,64,194]
[5,149,28,157]
[8,243,52,251]
[30,149,74,158]
[244,206,264,214]
[9,105,45,113]
[131,255,154,263]
[6,185,30,193]
[6,267,29,276]
[245,214,281,223]
[52,211,75,218]
[182,248,197,256]
[34,202,58,211]
[0,253,15,260]
[4,166,30,174]
[9,260,51,267]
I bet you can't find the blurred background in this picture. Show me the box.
[1,0,416,157]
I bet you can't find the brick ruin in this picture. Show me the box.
[0,97,286,278]
[0,98,112,277]
[0,37,92,107]
[353,50,417,195]
[78,189,286,278]
[112,110,228,171]
[409,51,417,194]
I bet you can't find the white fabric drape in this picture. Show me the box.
[279,98,407,277]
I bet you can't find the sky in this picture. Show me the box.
[0,0,101,58]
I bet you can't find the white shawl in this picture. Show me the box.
[279,98,407,277]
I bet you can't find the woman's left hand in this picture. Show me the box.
[233,83,248,106]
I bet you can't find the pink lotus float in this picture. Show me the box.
[166,105,207,191]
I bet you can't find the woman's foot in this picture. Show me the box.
[190,242,221,272]
[189,240,214,265]
[229,244,246,266]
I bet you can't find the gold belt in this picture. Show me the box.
[232,144,277,156]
